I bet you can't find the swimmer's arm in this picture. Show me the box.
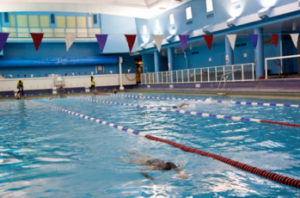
[140,166,157,181]
[126,151,151,159]
[175,168,189,180]
[177,103,189,109]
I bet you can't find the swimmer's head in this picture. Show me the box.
[163,162,177,170]
[91,76,94,80]
[172,106,177,109]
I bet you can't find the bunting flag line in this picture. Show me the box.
[271,34,279,48]
[0,33,9,53]
[290,34,299,49]
[65,33,76,52]
[249,34,258,49]
[227,34,237,50]
[30,33,44,51]
[125,35,137,52]
[152,34,164,52]
[96,34,108,53]
[178,35,189,52]
[203,35,214,51]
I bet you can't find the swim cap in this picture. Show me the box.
[172,106,177,109]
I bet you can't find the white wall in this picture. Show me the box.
[0,74,136,92]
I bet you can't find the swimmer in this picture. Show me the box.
[172,103,189,109]
[113,87,117,94]
[16,79,24,99]
[122,151,188,180]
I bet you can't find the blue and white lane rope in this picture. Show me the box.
[72,97,300,127]
[25,99,147,137]
[109,94,300,108]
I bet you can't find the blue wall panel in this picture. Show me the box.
[101,14,139,53]
[142,54,155,73]
[233,38,255,64]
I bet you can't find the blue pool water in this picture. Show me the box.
[0,93,300,197]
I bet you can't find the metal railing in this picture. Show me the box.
[141,63,255,85]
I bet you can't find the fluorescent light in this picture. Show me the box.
[203,25,213,33]
[258,7,272,19]
[226,17,238,27]
[140,43,147,49]
[206,0,213,12]
[143,25,147,34]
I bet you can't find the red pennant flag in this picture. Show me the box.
[203,35,214,51]
[24,74,26,78]
[2,75,4,78]
[45,74,48,77]
[124,35,136,52]
[30,33,44,51]
[85,72,86,75]
[271,34,279,48]
[65,73,67,76]
[104,71,106,74]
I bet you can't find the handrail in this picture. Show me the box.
[141,63,255,85]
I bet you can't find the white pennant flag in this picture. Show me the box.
[226,34,237,51]
[65,33,76,52]
[152,34,164,52]
[290,34,299,49]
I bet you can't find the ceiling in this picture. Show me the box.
[0,0,190,19]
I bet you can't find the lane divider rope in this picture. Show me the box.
[24,98,300,189]
[71,97,300,128]
[110,94,300,108]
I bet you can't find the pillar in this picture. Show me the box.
[154,50,160,72]
[255,28,264,79]
[119,56,124,90]
[225,36,233,65]
[167,47,174,83]
[167,47,174,71]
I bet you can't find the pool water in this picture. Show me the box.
[0,93,300,197]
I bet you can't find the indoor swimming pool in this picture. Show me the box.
[0,93,300,197]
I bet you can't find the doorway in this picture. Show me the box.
[135,59,143,83]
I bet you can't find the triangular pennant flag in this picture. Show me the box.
[96,34,108,53]
[0,33,9,53]
[226,34,237,50]
[65,73,67,76]
[178,35,189,52]
[78,72,81,75]
[271,34,279,48]
[203,35,214,51]
[30,33,44,51]
[85,72,86,75]
[290,34,299,48]
[249,34,258,49]
[152,34,164,52]
[24,75,26,78]
[17,75,20,77]
[124,35,137,52]
[65,33,76,52]
[45,74,48,77]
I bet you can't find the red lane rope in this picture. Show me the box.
[145,134,300,188]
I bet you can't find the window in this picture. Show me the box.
[29,15,39,27]
[16,15,28,27]
[88,16,93,28]
[231,0,239,3]
[186,7,192,19]
[155,20,160,29]
[67,16,76,28]
[77,16,87,28]
[169,14,175,25]
[143,25,147,34]
[40,16,50,28]
[9,15,15,27]
[56,16,66,28]
[206,0,213,12]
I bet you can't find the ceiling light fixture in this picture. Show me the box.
[258,7,272,19]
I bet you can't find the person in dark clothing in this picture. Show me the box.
[16,80,24,99]
[122,151,188,180]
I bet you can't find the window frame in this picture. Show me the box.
[206,0,214,13]
[185,7,193,20]
[169,13,175,26]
